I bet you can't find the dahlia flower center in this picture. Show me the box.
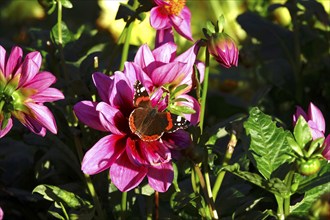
[162,0,186,16]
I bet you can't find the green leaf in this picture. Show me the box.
[168,105,196,115]
[60,0,73,9]
[171,84,189,97]
[50,21,73,46]
[244,107,293,179]
[290,184,330,217]
[222,163,291,198]
[294,116,312,148]
[33,184,91,209]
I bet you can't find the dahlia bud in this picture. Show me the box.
[207,33,239,68]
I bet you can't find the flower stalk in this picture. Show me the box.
[212,132,237,201]
[199,47,210,134]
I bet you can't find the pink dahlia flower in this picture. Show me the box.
[74,71,191,192]
[293,102,330,160]
[0,45,64,138]
[150,0,193,41]
[131,41,204,124]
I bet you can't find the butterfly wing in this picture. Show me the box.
[133,80,151,108]
[129,108,169,141]
[165,113,190,133]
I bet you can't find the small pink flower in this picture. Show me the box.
[0,45,64,137]
[207,33,239,68]
[293,102,330,160]
[74,72,191,192]
[150,0,193,41]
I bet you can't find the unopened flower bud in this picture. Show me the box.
[207,33,239,68]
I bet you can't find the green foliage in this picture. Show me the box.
[33,184,93,220]
[244,107,294,179]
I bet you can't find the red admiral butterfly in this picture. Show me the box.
[129,80,189,142]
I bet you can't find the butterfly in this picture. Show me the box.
[128,80,189,142]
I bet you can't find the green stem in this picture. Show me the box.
[191,167,198,193]
[212,132,237,201]
[57,0,63,45]
[199,48,210,134]
[119,20,134,70]
[284,170,295,216]
[275,195,285,220]
[194,165,219,219]
[121,191,127,220]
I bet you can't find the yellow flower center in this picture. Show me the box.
[162,0,186,16]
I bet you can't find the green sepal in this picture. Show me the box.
[306,137,325,158]
[216,15,225,33]
[287,136,304,157]
[1,113,11,129]
[293,116,312,148]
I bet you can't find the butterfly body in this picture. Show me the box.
[129,81,189,142]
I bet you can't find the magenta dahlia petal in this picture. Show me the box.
[170,6,193,41]
[176,94,200,125]
[150,7,171,30]
[154,0,167,5]
[175,41,199,71]
[163,129,191,150]
[30,88,64,103]
[0,45,6,75]
[92,72,113,103]
[23,71,56,90]
[73,101,107,132]
[0,118,13,138]
[133,44,156,73]
[155,28,175,48]
[81,134,126,175]
[19,58,40,87]
[96,102,126,135]
[110,152,148,192]
[25,102,57,134]
[123,62,153,90]
[151,61,186,86]
[195,60,205,83]
[322,135,330,161]
[150,87,168,111]
[308,102,325,133]
[5,46,22,78]
[126,138,148,166]
[141,141,171,165]
[26,51,42,69]
[109,72,134,115]
[152,42,177,64]
[147,162,173,192]
[22,115,47,136]
[308,121,325,139]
